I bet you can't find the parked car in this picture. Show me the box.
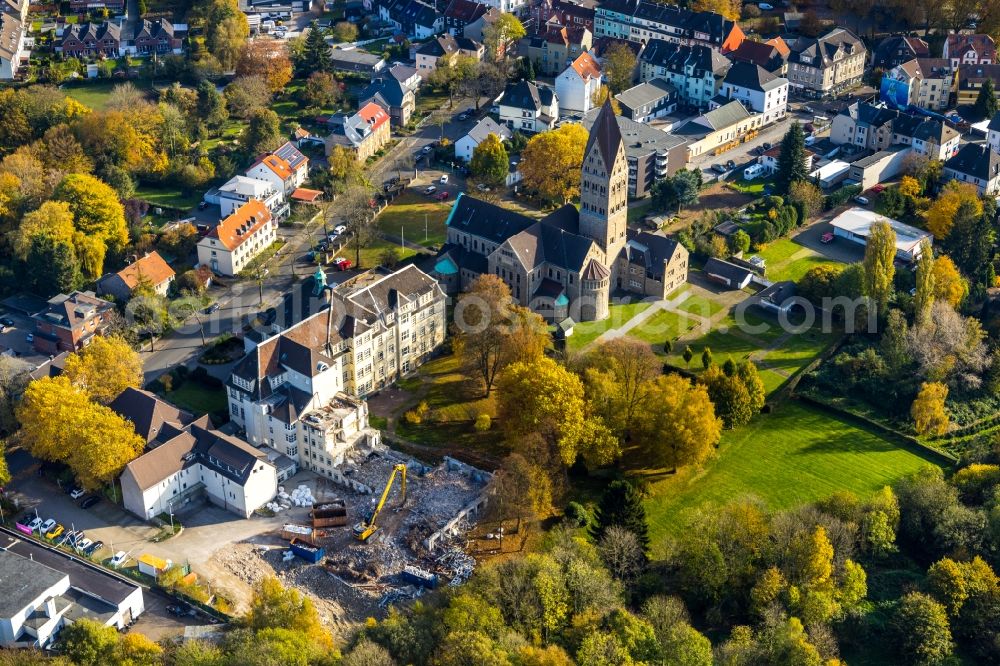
[110,551,129,567]
[39,518,56,534]
[476,183,491,192]
[333,224,346,235]
[439,174,449,184]
[84,541,104,556]
[197,201,209,210]
[69,487,85,500]
[456,111,470,121]
[166,604,188,617]
[205,303,221,314]
[79,495,100,509]
[0,316,14,327]
[725,159,736,170]
[421,145,433,154]
[332,257,352,271]
[75,537,93,552]
[820,232,835,244]
[712,164,728,174]
[435,191,451,201]
[854,195,870,205]
[46,523,64,539]
[762,142,772,150]
[870,184,886,193]
[423,185,437,195]
[758,2,773,9]
[27,517,43,532]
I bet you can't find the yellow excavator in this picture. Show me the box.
[353,463,407,541]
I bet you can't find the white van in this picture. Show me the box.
[744,163,765,180]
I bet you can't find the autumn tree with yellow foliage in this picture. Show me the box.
[16,376,144,490]
[932,255,968,308]
[518,123,589,206]
[911,381,950,436]
[591,85,622,114]
[633,373,722,473]
[692,0,741,20]
[925,181,982,239]
[63,335,143,404]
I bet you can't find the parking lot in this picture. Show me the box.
[0,309,46,364]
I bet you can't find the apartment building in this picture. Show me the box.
[197,200,277,276]
[0,0,27,80]
[718,61,788,125]
[31,291,114,355]
[830,102,959,161]
[638,39,730,109]
[227,265,446,456]
[881,58,954,112]
[594,0,744,52]
[944,143,1000,196]
[555,51,603,114]
[525,25,593,76]
[871,35,929,69]
[786,28,866,97]
[324,102,392,161]
[944,34,996,69]
[497,80,559,133]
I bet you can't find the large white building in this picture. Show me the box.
[197,199,277,276]
[214,175,286,219]
[454,116,512,163]
[227,265,446,464]
[829,207,931,262]
[0,0,27,80]
[555,51,603,115]
[497,80,559,134]
[0,534,144,648]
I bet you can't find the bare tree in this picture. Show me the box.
[598,525,645,582]
[332,185,379,269]
[907,301,989,390]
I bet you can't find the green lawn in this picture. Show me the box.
[355,238,420,270]
[377,193,452,247]
[202,120,247,150]
[627,308,702,349]
[162,382,227,416]
[675,293,725,318]
[135,185,202,211]
[729,177,773,195]
[756,238,840,283]
[62,80,141,111]
[641,402,943,554]
[566,301,653,351]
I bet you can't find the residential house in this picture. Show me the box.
[385,62,422,90]
[614,78,677,123]
[0,0,26,80]
[555,51,602,114]
[530,0,595,37]
[727,37,789,75]
[526,25,593,76]
[463,7,500,45]
[987,112,1000,153]
[31,291,114,355]
[245,154,297,202]
[848,146,912,190]
[830,102,960,160]
[676,99,761,159]
[128,18,182,55]
[638,39,730,110]
[956,63,1000,106]
[329,46,386,74]
[759,144,816,175]
[57,22,121,58]
[581,106,688,197]
[359,75,416,126]
[594,1,744,53]
[196,200,277,276]
[943,143,1000,196]
[0,542,143,649]
[96,251,175,300]
[786,28,867,97]
[70,0,124,10]
[377,0,442,40]
[429,101,689,321]
[415,33,483,72]
[120,417,278,519]
[944,34,996,69]
[443,0,489,36]
[455,116,512,162]
[108,387,193,446]
[214,175,286,219]
[476,0,528,16]
[717,61,788,125]
[324,101,392,160]
[273,141,309,186]
[871,35,929,69]
[497,79,559,133]
[227,265,446,453]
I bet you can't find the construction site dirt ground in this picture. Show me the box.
[204,450,487,639]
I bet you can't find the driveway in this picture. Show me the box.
[791,212,866,265]
[0,310,47,365]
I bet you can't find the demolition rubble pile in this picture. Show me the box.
[322,452,489,599]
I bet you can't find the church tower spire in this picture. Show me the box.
[579,99,628,265]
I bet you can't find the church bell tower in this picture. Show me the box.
[578,99,629,265]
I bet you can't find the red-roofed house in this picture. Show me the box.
[324,102,391,161]
[197,200,276,276]
[97,251,176,300]
[944,34,996,69]
[555,51,603,113]
[246,153,296,197]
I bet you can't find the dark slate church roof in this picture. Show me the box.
[586,99,623,165]
[446,193,537,243]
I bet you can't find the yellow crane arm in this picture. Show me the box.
[355,463,407,540]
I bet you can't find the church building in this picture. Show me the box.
[428,100,689,322]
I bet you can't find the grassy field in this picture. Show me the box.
[355,238,420,270]
[566,301,653,352]
[61,80,134,111]
[756,238,840,283]
[627,308,702,349]
[135,185,203,211]
[161,381,227,416]
[640,401,942,554]
[377,192,452,248]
